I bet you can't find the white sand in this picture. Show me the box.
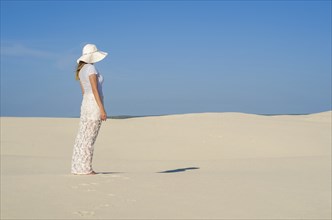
[1,111,331,219]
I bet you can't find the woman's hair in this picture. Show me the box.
[75,61,87,80]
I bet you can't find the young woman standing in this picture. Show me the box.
[71,44,108,175]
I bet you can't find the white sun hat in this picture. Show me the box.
[77,44,108,64]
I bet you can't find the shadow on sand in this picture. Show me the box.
[94,167,200,175]
[157,167,200,173]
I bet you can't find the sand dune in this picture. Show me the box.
[1,111,331,219]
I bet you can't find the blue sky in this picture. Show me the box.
[1,0,331,117]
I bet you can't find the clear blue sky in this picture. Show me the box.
[1,0,331,117]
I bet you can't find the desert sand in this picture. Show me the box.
[1,111,331,219]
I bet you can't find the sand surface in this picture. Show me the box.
[1,111,331,219]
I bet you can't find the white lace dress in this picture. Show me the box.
[71,64,104,174]
[71,93,103,174]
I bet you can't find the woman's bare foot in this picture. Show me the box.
[72,171,98,175]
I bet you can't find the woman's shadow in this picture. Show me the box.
[157,167,200,173]
[96,167,199,175]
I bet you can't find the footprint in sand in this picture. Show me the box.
[78,182,99,187]
[79,183,91,186]
[86,189,96,192]
[70,183,99,192]
[72,210,95,217]
[94,203,111,210]
[126,199,137,203]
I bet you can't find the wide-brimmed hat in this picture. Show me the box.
[77,44,108,64]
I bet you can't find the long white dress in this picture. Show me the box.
[71,64,104,174]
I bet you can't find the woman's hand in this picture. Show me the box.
[100,110,107,121]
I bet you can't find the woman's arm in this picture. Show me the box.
[89,74,107,121]
[79,81,85,96]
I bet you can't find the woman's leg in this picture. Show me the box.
[71,119,102,174]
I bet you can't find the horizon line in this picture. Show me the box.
[1,110,331,119]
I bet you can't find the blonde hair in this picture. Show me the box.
[75,61,87,80]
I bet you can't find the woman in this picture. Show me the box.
[71,43,108,175]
